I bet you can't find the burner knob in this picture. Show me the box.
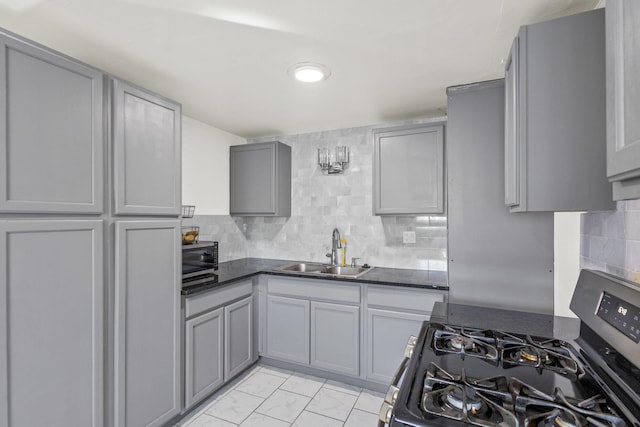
[404,336,417,358]
[378,402,393,424]
[384,385,399,405]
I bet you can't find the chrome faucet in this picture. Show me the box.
[326,228,342,266]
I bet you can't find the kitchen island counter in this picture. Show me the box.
[182,257,448,296]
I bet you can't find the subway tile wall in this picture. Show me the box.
[183,120,448,271]
[581,199,640,281]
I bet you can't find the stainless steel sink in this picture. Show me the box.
[275,262,374,278]
[277,262,326,273]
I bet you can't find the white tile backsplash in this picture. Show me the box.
[581,200,640,282]
[184,120,448,271]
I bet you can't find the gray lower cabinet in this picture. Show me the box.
[264,277,361,376]
[224,296,254,379]
[184,308,224,409]
[0,220,104,427]
[265,295,310,364]
[366,309,425,384]
[606,0,640,200]
[0,32,104,214]
[504,9,614,212]
[310,301,360,376]
[112,78,181,216]
[365,285,443,384]
[183,280,255,412]
[230,141,292,216]
[373,123,445,215]
[114,220,181,427]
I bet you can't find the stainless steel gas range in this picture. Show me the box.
[379,269,640,427]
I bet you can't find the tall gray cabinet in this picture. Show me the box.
[0,29,182,427]
[448,80,555,314]
[0,30,106,427]
[606,0,640,200]
[504,9,614,212]
[110,79,182,427]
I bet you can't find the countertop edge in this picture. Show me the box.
[182,258,449,296]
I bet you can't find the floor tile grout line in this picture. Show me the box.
[290,375,329,425]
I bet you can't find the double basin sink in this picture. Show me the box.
[275,262,374,279]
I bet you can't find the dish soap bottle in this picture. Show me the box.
[340,238,347,266]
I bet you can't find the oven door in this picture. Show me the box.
[378,335,418,427]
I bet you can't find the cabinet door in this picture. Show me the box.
[265,295,310,364]
[0,34,104,214]
[225,296,253,380]
[230,142,277,215]
[185,308,224,410]
[114,220,181,427]
[310,301,359,376]
[365,309,426,384]
[112,79,181,216]
[373,124,445,215]
[0,220,104,427]
[504,37,520,208]
[607,0,640,200]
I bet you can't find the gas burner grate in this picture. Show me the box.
[421,363,627,427]
[422,363,517,427]
[432,325,500,363]
[501,336,580,378]
[429,324,582,378]
[510,378,627,427]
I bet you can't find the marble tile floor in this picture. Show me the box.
[175,363,385,427]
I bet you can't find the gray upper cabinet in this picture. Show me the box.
[0,220,104,427]
[112,79,181,216]
[606,0,640,200]
[230,141,291,216]
[373,123,445,215]
[0,32,104,214]
[504,9,614,212]
[114,220,181,427]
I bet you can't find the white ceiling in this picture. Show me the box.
[0,0,599,138]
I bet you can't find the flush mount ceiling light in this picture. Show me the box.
[288,62,331,83]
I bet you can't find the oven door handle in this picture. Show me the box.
[378,335,417,427]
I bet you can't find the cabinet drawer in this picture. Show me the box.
[267,277,360,304]
[367,285,444,313]
[185,280,252,318]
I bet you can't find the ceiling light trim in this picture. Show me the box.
[288,62,331,83]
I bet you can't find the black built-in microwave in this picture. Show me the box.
[182,241,218,291]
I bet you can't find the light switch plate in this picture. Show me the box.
[403,231,416,244]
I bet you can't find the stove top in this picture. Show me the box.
[384,270,640,427]
[390,323,629,427]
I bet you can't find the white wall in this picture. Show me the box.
[181,116,245,215]
[554,212,582,317]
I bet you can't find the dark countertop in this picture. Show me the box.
[182,257,449,296]
[429,302,581,341]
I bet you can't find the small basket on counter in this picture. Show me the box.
[181,226,200,244]
[181,205,196,218]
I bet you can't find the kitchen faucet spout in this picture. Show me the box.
[326,227,342,266]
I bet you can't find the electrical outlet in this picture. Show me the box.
[632,271,640,283]
[403,231,416,244]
